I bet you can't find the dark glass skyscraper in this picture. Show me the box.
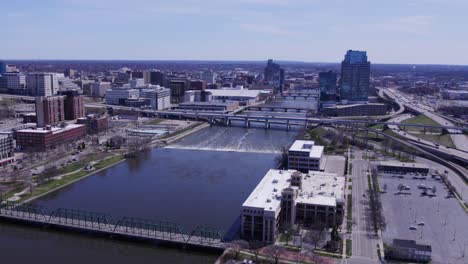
[339,50,370,103]
[319,70,337,103]
[264,59,285,92]
[0,61,7,75]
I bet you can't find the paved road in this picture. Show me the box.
[382,87,468,152]
[348,150,379,263]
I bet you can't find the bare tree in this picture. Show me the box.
[229,240,248,260]
[432,186,437,195]
[264,245,285,264]
[249,240,263,263]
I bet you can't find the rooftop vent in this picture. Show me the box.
[266,199,271,203]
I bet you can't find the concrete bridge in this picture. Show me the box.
[143,111,468,132]
[244,106,313,113]
[0,203,227,251]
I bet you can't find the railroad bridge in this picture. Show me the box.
[0,202,228,250]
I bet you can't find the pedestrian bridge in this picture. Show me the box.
[0,202,228,250]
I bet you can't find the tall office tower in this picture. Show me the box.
[59,90,84,120]
[264,59,285,92]
[0,61,7,75]
[0,73,27,95]
[201,70,217,84]
[27,73,59,96]
[36,96,65,127]
[169,79,190,103]
[319,71,338,103]
[150,71,166,86]
[340,50,370,103]
[64,69,77,78]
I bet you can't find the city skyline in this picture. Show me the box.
[1,0,468,65]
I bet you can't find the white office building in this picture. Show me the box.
[288,140,324,172]
[130,78,145,88]
[140,86,171,110]
[27,73,59,96]
[105,87,139,105]
[241,169,345,243]
[91,82,111,98]
[201,71,218,84]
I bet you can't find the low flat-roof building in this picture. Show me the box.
[175,101,239,112]
[241,169,345,243]
[0,132,15,166]
[77,115,109,134]
[16,124,86,151]
[388,239,432,262]
[206,89,261,104]
[376,161,430,174]
[288,140,324,172]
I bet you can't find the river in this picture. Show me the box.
[0,125,298,263]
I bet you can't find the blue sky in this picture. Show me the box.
[1,0,467,64]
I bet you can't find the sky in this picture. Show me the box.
[1,0,468,65]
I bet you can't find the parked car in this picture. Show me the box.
[409,226,418,230]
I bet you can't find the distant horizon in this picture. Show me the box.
[3,58,468,67]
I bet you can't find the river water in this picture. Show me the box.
[0,125,298,263]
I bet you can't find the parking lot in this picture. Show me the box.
[379,169,468,264]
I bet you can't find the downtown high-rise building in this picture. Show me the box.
[264,59,285,92]
[27,73,59,96]
[339,50,370,103]
[319,71,338,104]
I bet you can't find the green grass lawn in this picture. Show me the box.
[16,155,125,202]
[409,133,455,148]
[401,114,440,133]
[346,239,352,257]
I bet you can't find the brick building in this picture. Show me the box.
[77,115,109,134]
[16,124,86,151]
[59,90,84,120]
[35,96,65,127]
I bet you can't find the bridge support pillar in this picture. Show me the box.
[224,117,230,127]
[286,120,290,131]
[245,119,250,128]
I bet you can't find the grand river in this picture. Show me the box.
[0,125,299,263]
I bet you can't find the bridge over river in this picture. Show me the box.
[0,202,228,251]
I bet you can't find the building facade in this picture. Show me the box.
[388,239,432,262]
[264,59,285,92]
[140,86,171,110]
[16,124,87,151]
[35,96,65,127]
[105,88,139,105]
[90,82,111,98]
[288,140,324,172]
[0,73,27,95]
[0,132,15,166]
[340,50,370,103]
[59,90,84,120]
[27,73,59,96]
[77,115,109,134]
[241,170,345,243]
[319,71,338,103]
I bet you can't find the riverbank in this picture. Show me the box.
[3,122,211,204]
[14,155,126,204]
